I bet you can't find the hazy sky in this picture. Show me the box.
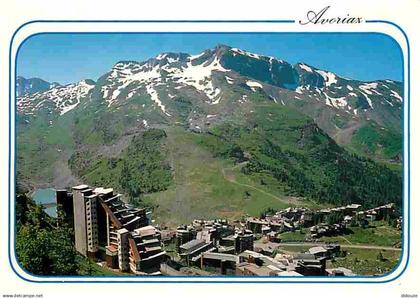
[17,33,403,84]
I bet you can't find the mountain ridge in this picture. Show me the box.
[17,44,403,115]
[16,45,403,216]
[17,44,403,163]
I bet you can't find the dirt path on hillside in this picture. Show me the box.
[221,162,299,205]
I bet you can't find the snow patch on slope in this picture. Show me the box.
[146,84,170,116]
[231,48,261,59]
[295,86,306,94]
[323,92,347,109]
[359,83,381,95]
[246,80,263,91]
[390,90,402,102]
[316,70,337,87]
[360,92,374,109]
[189,52,205,61]
[17,80,94,115]
[299,63,313,73]
[173,56,227,102]
[225,76,234,85]
[103,53,229,109]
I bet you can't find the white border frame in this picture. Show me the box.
[9,20,410,283]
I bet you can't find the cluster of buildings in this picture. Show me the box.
[193,244,352,277]
[55,184,398,276]
[309,223,347,238]
[246,205,360,234]
[171,219,351,276]
[309,203,397,238]
[245,203,397,240]
[246,208,304,234]
[56,185,166,275]
[355,203,396,222]
[175,219,254,268]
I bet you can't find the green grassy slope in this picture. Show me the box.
[195,103,402,208]
[16,88,402,227]
[350,122,402,161]
[69,128,172,197]
[16,112,75,186]
[143,126,315,226]
[327,248,400,276]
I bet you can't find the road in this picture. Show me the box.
[277,242,401,251]
[221,162,285,202]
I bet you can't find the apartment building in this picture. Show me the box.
[61,184,166,274]
[72,185,98,257]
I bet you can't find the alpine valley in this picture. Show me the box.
[16,44,403,226]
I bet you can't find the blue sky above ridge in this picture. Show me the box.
[17,33,403,85]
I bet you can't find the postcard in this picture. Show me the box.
[0,1,418,297]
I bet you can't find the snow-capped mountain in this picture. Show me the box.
[95,46,235,110]
[294,62,402,112]
[17,44,402,117]
[17,79,95,115]
[16,44,403,161]
[16,76,58,97]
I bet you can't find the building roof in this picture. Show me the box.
[179,239,206,251]
[217,246,235,253]
[94,187,114,195]
[266,264,284,272]
[202,252,239,262]
[72,184,89,190]
[295,253,316,260]
[104,194,121,203]
[145,246,162,252]
[117,228,129,234]
[85,194,97,199]
[140,251,166,262]
[191,247,216,262]
[106,245,118,254]
[284,222,293,229]
[326,267,356,276]
[247,218,268,225]
[142,238,160,245]
[238,263,273,276]
[123,216,140,227]
[276,270,303,276]
[309,246,327,254]
[135,225,156,237]
[239,250,264,258]
[347,204,362,209]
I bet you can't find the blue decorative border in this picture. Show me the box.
[8,20,410,283]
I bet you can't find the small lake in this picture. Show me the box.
[32,188,57,217]
[44,206,57,217]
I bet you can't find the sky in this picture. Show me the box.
[17,33,403,85]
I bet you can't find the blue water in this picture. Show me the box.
[44,206,57,217]
[32,188,57,217]
[32,188,56,204]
